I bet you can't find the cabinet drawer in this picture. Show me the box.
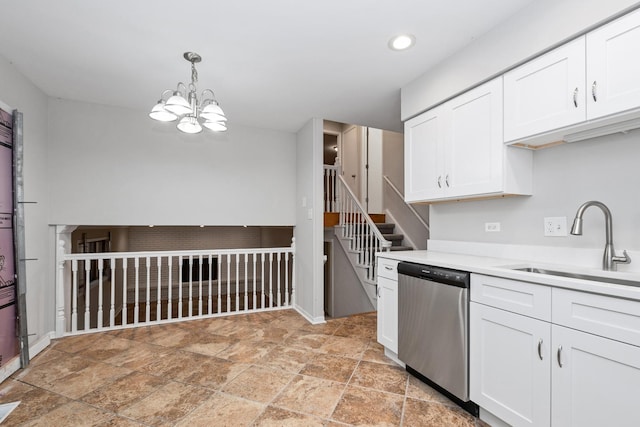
[377,258,399,280]
[552,288,640,347]
[471,274,551,321]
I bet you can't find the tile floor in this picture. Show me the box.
[0,310,487,426]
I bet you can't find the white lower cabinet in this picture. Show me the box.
[471,274,640,427]
[376,276,398,353]
[376,258,399,355]
[551,324,640,427]
[470,302,551,427]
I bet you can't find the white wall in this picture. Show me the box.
[430,131,640,252]
[402,0,640,120]
[294,118,324,323]
[47,99,296,226]
[0,54,52,352]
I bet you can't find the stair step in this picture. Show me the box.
[375,223,396,233]
[390,245,414,251]
[383,233,404,243]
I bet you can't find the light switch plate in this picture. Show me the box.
[544,216,567,236]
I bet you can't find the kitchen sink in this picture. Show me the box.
[513,267,640,288]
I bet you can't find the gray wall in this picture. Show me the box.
[294,118,325,323]
[47,99,296,226]
[402,0,640,120]
[0,54,52,350]
[430,132,640,251]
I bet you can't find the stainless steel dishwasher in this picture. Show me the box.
[397,261,478,416]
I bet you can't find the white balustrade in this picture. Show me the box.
[336,176,391,281]
[56,245,295,336]
[323,164,339,212]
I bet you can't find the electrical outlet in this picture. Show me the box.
[544,217,568,236]
[485,222,501,232]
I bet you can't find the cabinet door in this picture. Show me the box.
[376,276,398,353]
[404,106,445,202]
[446,78,504,197]
[587,8,640,119]
[470,302,551,427]
[504,37,586,142]
[552,325,640,427]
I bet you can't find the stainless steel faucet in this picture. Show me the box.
[570,201,631,271]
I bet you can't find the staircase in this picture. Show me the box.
[374,222,414,252]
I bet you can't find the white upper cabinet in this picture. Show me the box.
[446,78,504,198]
[404,77,532,203]
[404,106,444,202]
[504,37,586,143]
[504,8,640,147]
[587,8,640,119]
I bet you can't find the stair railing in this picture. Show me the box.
[323,164,339,212]
[336,175,391,281]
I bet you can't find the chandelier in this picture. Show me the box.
[149,52,227,134]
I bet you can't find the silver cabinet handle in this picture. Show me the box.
[592,81,597,102]
[537,339,543,360]
[437,176,442,188]
[557,346,563,367]
[445,174,450,187]
[384,266,393,270]
[573,88,579,108]
[377,285,381,298]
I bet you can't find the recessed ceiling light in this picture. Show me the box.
[389,34,416,51]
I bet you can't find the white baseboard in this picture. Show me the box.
[0,331,54,383]
[293,305,326,324]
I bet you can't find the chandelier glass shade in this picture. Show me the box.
[149,52,227,133]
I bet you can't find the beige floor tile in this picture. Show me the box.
[142,350,248,389]
[24,347,68,367]
[254,406,326,427]
[120,381,213,425]
[215,339,278,363]
[76,335,138,361]
[100,417,148,426]
[40,362,131,399]
[297,318,344,335]
[402,398,476,427]
[318,335,369,358]
[300,353,358,383]
[50,333,104,354]
[21,401,114,427]
[257,345,316,373]
[3,308,487,426]
[100,340,169,369]
[273,375,345,418]
[15,354,90,386]
[349,360,408,395]
[0,380,70,424]
[81,371,167,412]
[180,332,238,356]
[334,321,377,341]
[16,356,131,399]
[285,331,332,350]
[222,365,294,403]
[331,385,403,426]
[361,340,396,365]
[175,392,265,427]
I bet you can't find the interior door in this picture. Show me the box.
[341,125,361,201]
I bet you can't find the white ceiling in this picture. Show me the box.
[0,0,534,133]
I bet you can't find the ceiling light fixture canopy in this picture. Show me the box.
[149,52,227,134]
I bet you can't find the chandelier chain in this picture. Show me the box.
[191,63,198,85]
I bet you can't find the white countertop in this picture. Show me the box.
[377,249,640,301]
